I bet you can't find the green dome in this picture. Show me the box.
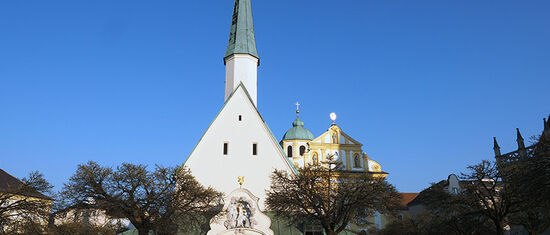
[282,116,315,140]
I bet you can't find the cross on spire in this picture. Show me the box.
[295,101,301,114]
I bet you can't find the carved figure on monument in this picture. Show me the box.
[207,179,273,235]
[226,200,253,229]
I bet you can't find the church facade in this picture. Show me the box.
[280,109,387,178]
[184,0,389,234]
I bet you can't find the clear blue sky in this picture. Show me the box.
[1,1,549,193]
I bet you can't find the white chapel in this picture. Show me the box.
[184,0,388,233]
[183,0,297,212]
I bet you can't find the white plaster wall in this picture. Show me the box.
[185,87,295,210]
[324,135,330,143]
[225,54,258,106]
[340,150,346,167]
[296,160,304,168]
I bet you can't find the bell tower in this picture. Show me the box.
[224,0,260,107]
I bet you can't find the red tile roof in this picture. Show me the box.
[399,193,419,209]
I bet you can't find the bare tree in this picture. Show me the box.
[266,162,401,235]
[409,181,495,235]
[61,161,222,235]
[0,171,53,234]
[459,160,522,235]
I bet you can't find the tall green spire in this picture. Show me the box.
[224,0,259,62]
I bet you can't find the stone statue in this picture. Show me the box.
[208,187,273,235]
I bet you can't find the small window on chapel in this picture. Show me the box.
[287,146,293,158]
[223,143,228,155]
[252,143,258,155]
[299,145,306,156]
[238,115,242,121]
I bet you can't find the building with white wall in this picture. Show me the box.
[184,0,390,233]
[183,0,297,212]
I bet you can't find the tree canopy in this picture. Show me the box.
[0,171,53,235]
[266,163,401,235]
[61,161,222,235]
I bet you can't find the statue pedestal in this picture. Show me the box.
[212,228,267,235]
[207,188,273,235]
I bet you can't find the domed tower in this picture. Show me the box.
[280,103,315,168]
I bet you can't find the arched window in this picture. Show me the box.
[312,152,319,165]
[354,154,361,168]
[287,146,293,158]
[299,145,306,156]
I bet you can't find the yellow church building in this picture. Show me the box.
[280,107,387,179]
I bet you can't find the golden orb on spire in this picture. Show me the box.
[330,112,337,124]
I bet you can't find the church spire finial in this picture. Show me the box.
[541,116,550,143]
[493,137,501,156]
[330,112,337,124]
[296,102,300,115]
[516,128,525,150]
[224,0,259,63]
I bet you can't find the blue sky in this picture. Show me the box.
[1,0,549,193]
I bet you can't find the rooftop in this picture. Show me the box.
[0,169,51,200]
